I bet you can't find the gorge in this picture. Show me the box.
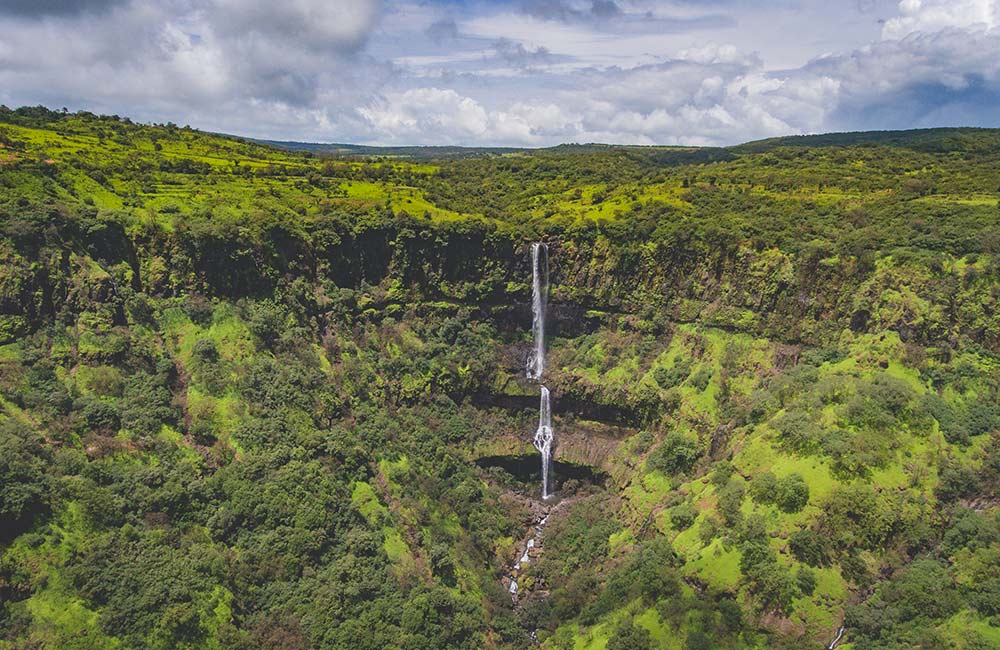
[1,109,999,650]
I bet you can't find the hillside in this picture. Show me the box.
[1,105,999,650]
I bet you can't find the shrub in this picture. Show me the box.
[191,337,218,363]
[606,620,651,650]
[935,461,979,503]
[248,299,287,347]
[921,394,967,444]
[698,515,722,545]
[183,293,214,325]
[966,402,1000,438]
[689,366,712,391]
[653,358,692,389]
[710,461,735,487]
[822,427,893,478]
[632,431,654,454]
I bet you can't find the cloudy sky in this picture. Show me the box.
[0,0,998,145]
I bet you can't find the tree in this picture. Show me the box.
[0,421,53,540]
[400,585,481,650]
[647,432,701,474]
[771,410,821,453]
[717,479,745,525]
[248,299,287,347]
[749,472,778,504]
[670,503,697,530]
[789,529,829,567]
[936,461,979,503]
[774,474,809,513]
[120,371,177,436]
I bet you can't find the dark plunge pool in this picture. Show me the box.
[475,453,608,491]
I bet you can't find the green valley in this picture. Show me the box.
[1,105,999,650]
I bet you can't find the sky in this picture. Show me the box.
[0,0,998,146]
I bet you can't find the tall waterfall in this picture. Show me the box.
[527,242,554,499]
[526,243,548,381]
[533,386,554,499]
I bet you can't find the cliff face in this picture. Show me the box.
[470,417,629,477]
[3,213,997,353]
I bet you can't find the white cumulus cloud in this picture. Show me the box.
[1,0,1000,145]
[882,0,997,39]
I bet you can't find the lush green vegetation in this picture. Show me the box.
[2,105,1000,649]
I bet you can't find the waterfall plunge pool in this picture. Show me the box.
[476,454,608,495]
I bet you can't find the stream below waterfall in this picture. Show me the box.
[827,625,846,649]
[503,495,579,603]
[505,512,548,601]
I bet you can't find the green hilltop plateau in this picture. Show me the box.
[1,105,1000,650]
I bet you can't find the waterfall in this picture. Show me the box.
[527,242,554,499]
[533,386,554,499]
[526,243,548,381]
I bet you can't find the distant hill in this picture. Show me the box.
[259,126,1000,162]
[254,139,712,161]
[735,126,1000,154]
[255,139,530,160]
[254,139,744,168]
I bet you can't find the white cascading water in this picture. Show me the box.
[505,244,555,601]
[526,243,548,381]
[519,539,534,565]
[828,626,846,649]
[533,386,554,499]
[527,242,554,499]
